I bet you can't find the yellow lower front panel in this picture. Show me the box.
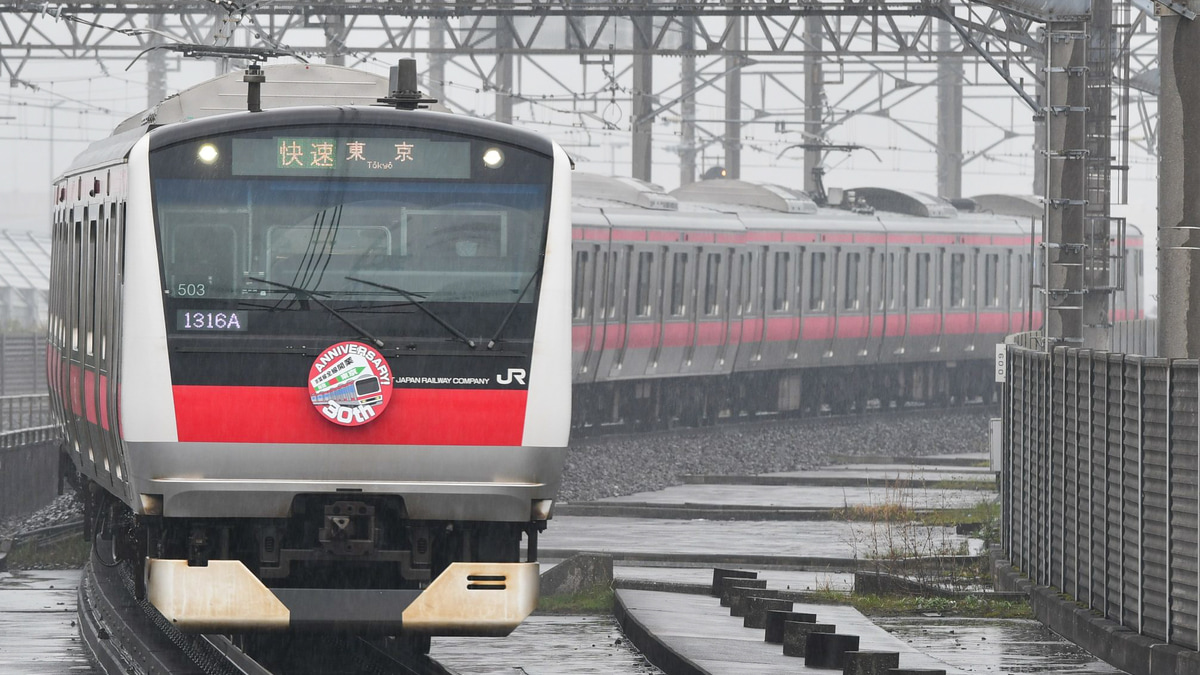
[402,562,540,636]
[145,559,290,632]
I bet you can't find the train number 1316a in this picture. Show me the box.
[176,310,248,331]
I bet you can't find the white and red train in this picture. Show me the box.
[568,175,1145,428]
[46,63,572,644]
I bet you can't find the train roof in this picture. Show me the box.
[670,179,818,214]
[573,173,744,233]
[114,64,400,134]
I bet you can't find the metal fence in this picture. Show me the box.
[0,333,47,395]
[0,394,52,433]
[1004,326,1200,651]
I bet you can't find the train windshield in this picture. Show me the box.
[148,125,552,316]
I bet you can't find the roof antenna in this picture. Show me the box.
[244,63,265,113]
[377,59,439,111]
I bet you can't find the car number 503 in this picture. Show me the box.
[177,283,206,297]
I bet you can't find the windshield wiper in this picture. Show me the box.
[245,276,385,348]
[345,276,477,349]
[486,268,542,350]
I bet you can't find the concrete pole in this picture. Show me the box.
[724,14,742,179]
[803,15,823,194]
[429,17,447,102]
[936,24,963,200]
[1157,14,1200,357]
[495,19,514,124]
[147,14,167,108]
[680,17,697,187]
[631,15,654,182]
[324,15,345,66]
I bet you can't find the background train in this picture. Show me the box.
[569,174,1144,428]
[45,63,572,645]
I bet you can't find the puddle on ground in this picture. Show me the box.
[875,617,1128,673]
[432,615,663,675]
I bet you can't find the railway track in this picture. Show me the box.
[78,548,460,675]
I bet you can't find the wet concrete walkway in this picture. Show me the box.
[548,450,1131,674]
[0,570,93,675]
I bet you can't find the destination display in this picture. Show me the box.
[232,137,472,179]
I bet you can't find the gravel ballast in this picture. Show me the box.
[558,408,994,503]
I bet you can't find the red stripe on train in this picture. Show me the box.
[172,386,528,446]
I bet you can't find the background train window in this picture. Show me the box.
[573,250,589,319]
[949,253,965,307]
[915,252,931,308]
[1014,254,1025,308]
[773,251,790,311]
[984,253,999,307]
[670,252,688,316]
[636,251,653,317]
[809,252,826,311]
[844,252,860,310]
[704,253,721,316]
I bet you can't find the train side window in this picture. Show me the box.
[950,253,965,308]
[704,253,721,316]
[984,253,999,307]
[915,252,931,308]
[573,250,588,320]
[844,252,860,310]
[809,251,826,311]
[772,251,790,311]
[671,252,689,316]
[636,251,653,317]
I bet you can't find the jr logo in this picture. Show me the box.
[496,368,527,385]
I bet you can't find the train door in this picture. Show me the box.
[572,244,602,381]
[981,250,1002,337]
[606,245,633,378]
[684,247,707,370]
[893,248,911,355]
[824,247,842,358]
[934,247,947,353]
[654,246,688,372]
[716,248,737,368]
[842,249,867,359]
[752,246,769,363]
[804,248,831,359]
[867,249,885,361]
[946,249,971,353]
[788,246,807,359]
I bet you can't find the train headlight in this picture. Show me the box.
[197,143,219,164]
[482,147,505,169]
